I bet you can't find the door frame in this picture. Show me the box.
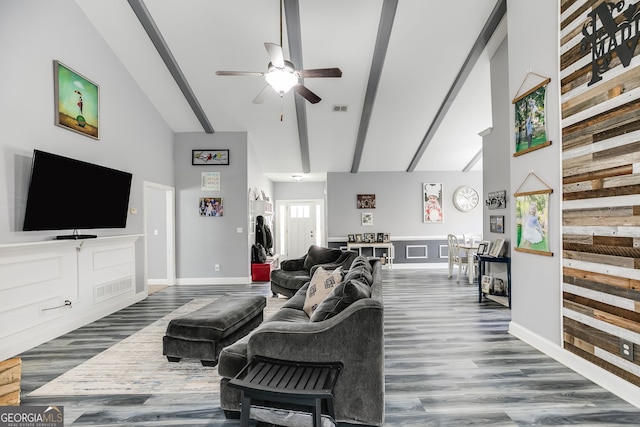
[275,199,326,259]
[143,181,176,287]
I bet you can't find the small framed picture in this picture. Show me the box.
[361,212,373,226]
[376,233,384,243]
[357,194,376,209]
[347,234,355,243]
[488,238,505,257]
[490,215,504,233]
[492,278,506,295]
[383,233,390,243]
[198,197,223,217]
[192,149,229,165]
[364,233,375,243]
[477,240,491,256]
[481,275,493,294]
[355,234,363,243]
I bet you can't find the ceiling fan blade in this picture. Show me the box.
[215,71,264,77]
[294,84,321,104]
[298,68,342,78]
[264,43,285,68]
[252,85,273,104]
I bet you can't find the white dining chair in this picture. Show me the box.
[448,234,476,283]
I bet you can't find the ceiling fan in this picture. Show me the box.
[215,1,342,105]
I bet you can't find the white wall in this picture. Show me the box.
[327,171,483,239]
[0,0,175,293]
[507,0,563,344]
[174,132,249,282]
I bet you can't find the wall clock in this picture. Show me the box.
[453,186,479,212]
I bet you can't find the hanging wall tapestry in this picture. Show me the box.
[514,172,553,256]
[423,183,443,223]
[513,71,551,156]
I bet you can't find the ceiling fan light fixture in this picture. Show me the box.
[265,61,298,94]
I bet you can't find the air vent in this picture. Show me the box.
[332,105,348,112]
[94,277,134,303]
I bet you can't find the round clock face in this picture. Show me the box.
[453,186,479,212]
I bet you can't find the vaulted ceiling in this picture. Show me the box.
[76,0,506,182]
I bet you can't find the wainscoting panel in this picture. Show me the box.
[0,235,144,361]
[561,0,640,389]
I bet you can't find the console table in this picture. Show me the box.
[229,356,341,427]
[347,242,394,269]
[476,254,511,307]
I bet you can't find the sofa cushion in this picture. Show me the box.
[270,268,311,291]
[303,267,343,317]
[302,245,342,271]
[309,278,371,322]
[343,262,373,286]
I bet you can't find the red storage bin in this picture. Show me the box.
[251,263,271,282]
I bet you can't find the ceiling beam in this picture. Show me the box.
[351,0,399,173]
[127,0,214,133]
[284,0,310,173]
[406,0,506,172]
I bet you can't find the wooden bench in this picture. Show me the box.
[229,356,341,427]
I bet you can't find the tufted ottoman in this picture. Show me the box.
[163,294,266,367]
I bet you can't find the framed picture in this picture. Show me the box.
[192,149,229,165]
[54,60,99,139]
[513,79,551,156]
[357,194,376,209]
[347,234,355,243]
[490,215,505,233]
[423,183,443,223]
[355,234,363,243]
[481,275,493,294]
[198,197,223,217]
[364,233,375,243]
[488,238,505,257]
[376,233,384,243]
[383,233,390,243]
[361,212,373,226]
[477,240,490,256]
[492,278,506,296]
[515,192,551,255]
[486,190,506,209]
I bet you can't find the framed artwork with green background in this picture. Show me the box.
[54,60,99,139]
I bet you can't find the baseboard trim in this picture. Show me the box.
[509,321,640,409]
[176,277,251,285]
[391,262,449,270]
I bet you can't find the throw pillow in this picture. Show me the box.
[310,278,371,322]
[303,267,343,317]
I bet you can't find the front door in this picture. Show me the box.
[280,201,324,259]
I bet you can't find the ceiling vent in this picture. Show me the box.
[332,105,348,112]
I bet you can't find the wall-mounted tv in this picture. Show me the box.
[23,150,133,239]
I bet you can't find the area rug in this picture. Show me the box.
[29,296,287,396]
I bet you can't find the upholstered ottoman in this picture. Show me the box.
[163,294,266,367]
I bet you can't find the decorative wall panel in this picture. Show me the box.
[561,0,640,387]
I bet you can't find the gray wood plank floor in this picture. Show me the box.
[18,268,640,426]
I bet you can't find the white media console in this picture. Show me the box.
[0,235,144,361]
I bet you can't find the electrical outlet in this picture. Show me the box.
[215,264,220,272]
[620,339,634,362]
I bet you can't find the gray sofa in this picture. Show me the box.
[218,257,384,426]
[270,245,359,298]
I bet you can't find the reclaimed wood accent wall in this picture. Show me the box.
[561,0,640,387]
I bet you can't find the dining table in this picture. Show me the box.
[457,244,479,284]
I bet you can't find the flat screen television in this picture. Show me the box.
[23,150,133,239]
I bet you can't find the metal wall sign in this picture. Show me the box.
[581,0,640,85]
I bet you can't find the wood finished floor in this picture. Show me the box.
[18,268,640,426]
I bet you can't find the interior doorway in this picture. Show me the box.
[275,199,325,259]
[143,181,176,287]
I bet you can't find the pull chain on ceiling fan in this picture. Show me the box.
[215,0,342,109]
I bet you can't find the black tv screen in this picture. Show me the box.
[23,150,132,236]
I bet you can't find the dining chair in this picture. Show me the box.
[447,234,477,283]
